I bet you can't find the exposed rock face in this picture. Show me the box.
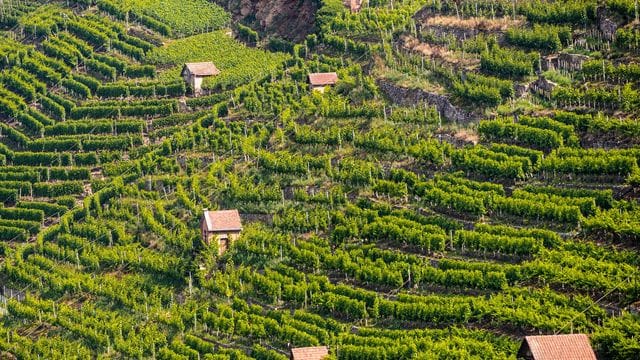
[514,83,529,98]
[377,79,472,123]
[214,0,318,42]
[597,6,618,40]
[530,76,557,99]
[543,53,590,72]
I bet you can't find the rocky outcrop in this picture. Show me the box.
[214,0,318,42]
[514,83,529,98]
[377,79,472,123]
[543,53,590,72]
[529,76,557,99]
[597,6,618,40]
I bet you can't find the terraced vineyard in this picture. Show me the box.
[0,0,639,359]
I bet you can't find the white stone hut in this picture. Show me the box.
[182,62,220,96]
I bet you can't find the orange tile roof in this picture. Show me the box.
[518,334,597,360]
[290,346,329,360]
[308,73,338,86]
[183,62,220,76]
[203,210,242,232]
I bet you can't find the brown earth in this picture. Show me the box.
[400,34,480,68]
[421,15,522,32]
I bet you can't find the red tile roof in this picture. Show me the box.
[308,73,338,86]
[183,62,220,76]
[290,346,329,360]
[203,210,242,232]
[518,334,597,360]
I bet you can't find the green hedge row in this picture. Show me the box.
[0,171,39,182]
[39,95,66,120]
[44,120,144,136]
[11,152,73,166]
[17,201,69,217]
[32,181,84,198]
[86,58,117,81]
[70,103,174,119]
[0,181,31,193]
[0,207,44,222]
[0,123,29,146]
[0,225,28,241]
[73,74,101,93]
[46,92,76,114]
[0,218,40,235]
[62,78,92,99]
[96,81,185,99]
[0,167,90,182]
[125,65,155,78]
[0,188,18,205]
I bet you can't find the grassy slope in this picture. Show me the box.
[146,31,290,90]
[109,0,230,35]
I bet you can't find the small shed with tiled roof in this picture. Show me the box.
[308,72,338,93]
[290,346,329,360]
[200,209,242,255]
[517,334,597,360]
[181,62,220,96]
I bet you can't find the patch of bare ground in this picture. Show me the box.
[434,128,479,147]
[400,34,480,68]
[18,323,57,340]
[453,129,479,145]
[422,15,523,32]
[0,352,16,360]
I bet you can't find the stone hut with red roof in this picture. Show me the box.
[182,62,220,96]
[200,209,242,255]
[308,72,338,93]
[290,346,329,360]
[517,334,597,360]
